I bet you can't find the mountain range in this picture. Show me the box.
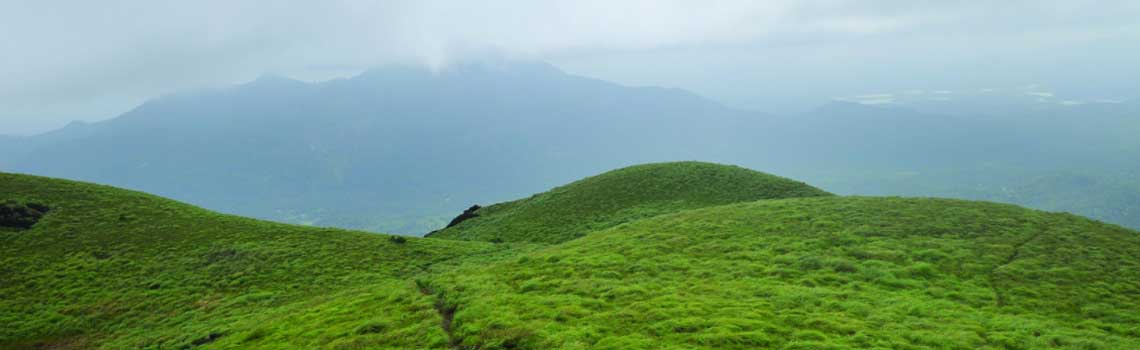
[2,61,1138,233]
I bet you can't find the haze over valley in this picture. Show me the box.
[2,61,1137,234]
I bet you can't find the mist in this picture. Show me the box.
[3,1,1138,134]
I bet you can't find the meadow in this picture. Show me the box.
[2,162,1138,349]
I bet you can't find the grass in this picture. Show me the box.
[0,172,504,349]
[432,197,1140,349]
[428,161,831,244]
[3,162,1139,349]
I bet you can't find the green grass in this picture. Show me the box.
[432,197,1140,349]
[428,161,831,244]
[0,172,505,349]
[3,162,1139,349]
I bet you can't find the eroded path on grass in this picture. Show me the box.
[417,280,463,349]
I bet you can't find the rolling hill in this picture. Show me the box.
[3,162,1139,349]
[432,197,1140,349]
[427,161,831,244]
[0,172,508,349]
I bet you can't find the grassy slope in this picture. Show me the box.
[433,197,1140,349]
[5,167,1140,350]
[0,173,508,350]
[428,161,832,244]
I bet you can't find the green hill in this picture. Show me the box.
[427,162,832,244]
[4,166,1139,349]
[432,197,1140,349]
[0,173,508,349]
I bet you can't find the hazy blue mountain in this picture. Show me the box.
[779,101,1140,230]
[1,121,103,167]
[0,137,19,169]
[3,62,754,233]
[4,62,1138,233]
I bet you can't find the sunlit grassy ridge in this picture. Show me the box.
[0,173,504,349]
[428,161,831,244]
[3,163,1139,350]
[432,197,1140,349]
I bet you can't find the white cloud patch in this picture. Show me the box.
[838,93,896,105]
[847,85,1130,109]
[1093,98,1124,104]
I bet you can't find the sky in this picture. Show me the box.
[2,1,1139,135]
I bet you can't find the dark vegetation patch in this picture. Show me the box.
[0,200,49,229]
[186,332,224,348]
[355,322,387,335]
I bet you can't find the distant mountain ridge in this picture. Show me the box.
[2,62,754,234]
[3,61,1139,233]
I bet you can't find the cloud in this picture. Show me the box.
[1,1,925,85]
[2,1,1140,133]
[1093,98,1124,104]
[839,93,896,105]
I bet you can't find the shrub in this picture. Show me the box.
[388,235,408,244]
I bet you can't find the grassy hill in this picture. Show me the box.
[0,172,510,349]
[4,165,1139,349]
[432,197,1140,349]
[427,162,831,244]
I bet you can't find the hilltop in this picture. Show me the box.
[427,161,831,244]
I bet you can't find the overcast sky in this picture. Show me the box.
[2,1,1139,135]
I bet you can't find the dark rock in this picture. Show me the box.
[444,205,482,228]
